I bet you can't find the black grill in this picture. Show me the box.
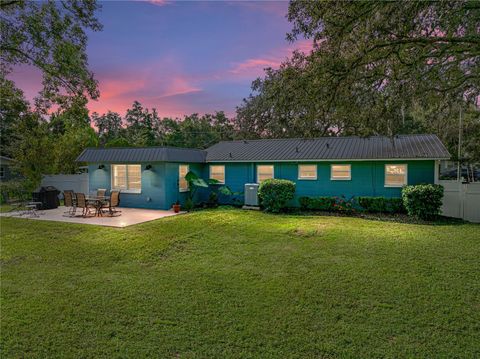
[32,186,60,209]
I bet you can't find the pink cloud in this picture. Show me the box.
[229,58,282,76]
[88,61,204,117]
[139,0,170,6]
[158,76,201,98]
[227,39,313,78]
[99,78,147,100]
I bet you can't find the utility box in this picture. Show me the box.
[244,183,259,207]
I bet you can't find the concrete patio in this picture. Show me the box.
[1,206,185,227]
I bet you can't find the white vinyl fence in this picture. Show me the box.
[41,173,89,198]
[438,180,480,223]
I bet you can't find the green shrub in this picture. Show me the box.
[299,196,336,211]
[402,184,444,220]
[358,196,405,214]
[299,196,357,214]
[258,179,295,213]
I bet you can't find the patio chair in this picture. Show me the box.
[63,190,77,217]
[75,193,95,217]
[105,190,121,216]
[97,188,107,197]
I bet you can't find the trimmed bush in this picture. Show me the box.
[258,179,295,213]
[299,196,335,211]
[358,196,405,214]
[402,184,444,220]
[299,196,357,214]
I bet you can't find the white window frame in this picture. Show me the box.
[330,164,351,181]
[257,165,274,183]
[209,165,225,184]
[179,164,189,192]
[385,164,408,187]
[298,164,317,180]
[111,164,142,194]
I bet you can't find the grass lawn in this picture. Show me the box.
[1,209,479,358]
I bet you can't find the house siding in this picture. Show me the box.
[88,162,206,210]
[87,160,434,209]
[88,162,167,209]
[213,160,434,205]
[164,162,206,208]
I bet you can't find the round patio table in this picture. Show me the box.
[86,196,110,217]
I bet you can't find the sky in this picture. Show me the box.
[9,0,311,119]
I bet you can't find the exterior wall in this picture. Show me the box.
[88,161,206,210]
[164,162,206,208]
[88,162,167,209]
[87,160,435,209]
[211,160,435,205]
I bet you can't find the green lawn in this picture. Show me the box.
[1,209,479,358]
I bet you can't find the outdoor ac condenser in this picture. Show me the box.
[244,183,259,207]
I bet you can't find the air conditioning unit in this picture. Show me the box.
[244,183,260,208]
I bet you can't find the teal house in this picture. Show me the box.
[76,134,450,210]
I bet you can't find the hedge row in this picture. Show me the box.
[299,196,405,214]
[298,196,357,214]
[357,196,405,214]
[258,180,444,220]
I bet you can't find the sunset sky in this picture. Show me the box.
[8,0,311,119]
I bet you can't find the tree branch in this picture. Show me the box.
[1,45,79,95]
[0,0,20,9]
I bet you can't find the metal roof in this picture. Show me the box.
[76,135,450,163]
[205,135,450,162]
[76,147,207,163]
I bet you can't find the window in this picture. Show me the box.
[179,164,189,192]
[257,165,274,183]
[210,165,225,184]
[331,164,351,180]
[298,164,317,180]
[385,164,407,187]
[111,164,141,193]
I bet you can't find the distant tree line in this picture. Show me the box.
[91,101,235,149]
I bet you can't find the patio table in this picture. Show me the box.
[86,196,110,217]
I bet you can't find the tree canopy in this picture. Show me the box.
[0,0,102,110]
[237,0,480,160]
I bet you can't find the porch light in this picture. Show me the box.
[145,164,153,170]
[98,164,105,170]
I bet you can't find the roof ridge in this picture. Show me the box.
[82,146,206,152]
[212,134,437,145]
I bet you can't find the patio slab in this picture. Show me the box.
[0,206,185,227]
